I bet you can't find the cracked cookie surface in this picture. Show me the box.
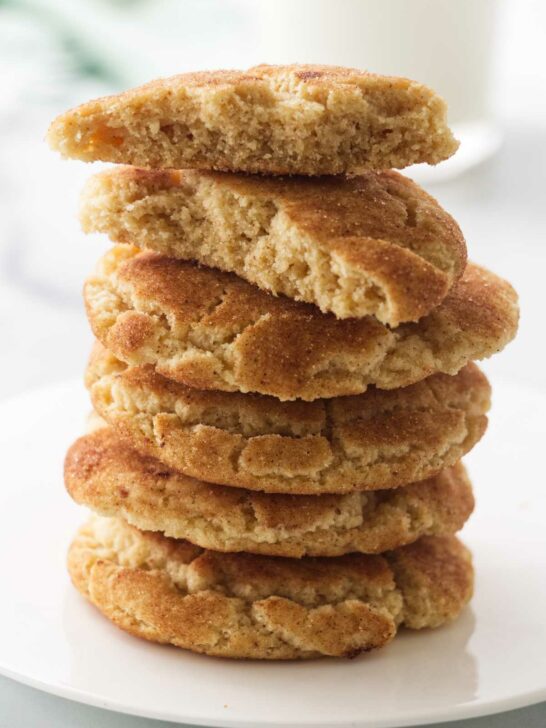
[86,344,490,494]
[68,516,473,659]
[80,167,466,325]
[84,246,517,401]
[48,64,458,175]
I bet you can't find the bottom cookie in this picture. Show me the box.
[68,516,473,660]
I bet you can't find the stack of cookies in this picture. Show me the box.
[49,65,519,660]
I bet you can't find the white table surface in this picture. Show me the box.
[1,1,545,725]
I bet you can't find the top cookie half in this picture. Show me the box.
[47,64,458,175]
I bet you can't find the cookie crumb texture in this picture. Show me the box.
[81,167,467,325]
[86,344,490,494]
[48,64,459,175]
[68,516,473,659]
[65,428,475,557]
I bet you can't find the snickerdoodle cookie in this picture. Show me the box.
[68,516,473,659]
[80,167,466,324]
[65,427,474,557]
[48,64,458,175]
[86,344,490,494]
[84,245,517,401]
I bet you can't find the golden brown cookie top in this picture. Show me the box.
[68,515,473,658]
[84,245,518,401]
[86,344,490,494]
[80,166,466,325]
[65,427,474,557]
[48,64,458,175]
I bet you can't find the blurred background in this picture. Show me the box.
[0,0,545,400]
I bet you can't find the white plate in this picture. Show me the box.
[0,378,544,728]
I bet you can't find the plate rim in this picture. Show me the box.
[1,661,545,728]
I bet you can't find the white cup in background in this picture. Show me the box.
[250,0,501,182]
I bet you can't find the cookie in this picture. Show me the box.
[68,516,473,659]
[86,344,489,494]
[80,167,466,325]
[84,245,517,401]
[48,64,458,175]
[65,427,474,557]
